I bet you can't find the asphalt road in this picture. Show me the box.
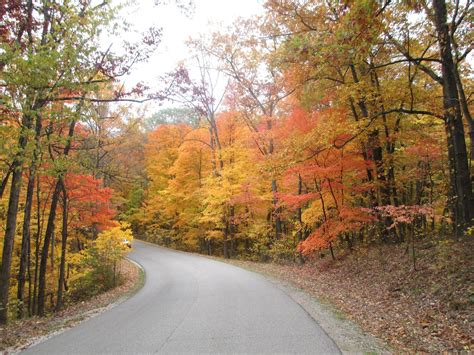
[24,240,340,354]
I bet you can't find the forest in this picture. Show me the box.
[0,0,472,348]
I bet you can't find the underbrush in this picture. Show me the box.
[225,238,473,352]
[67,223,134,302]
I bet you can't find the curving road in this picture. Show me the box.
[24,240,340,354]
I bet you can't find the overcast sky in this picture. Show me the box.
[121,0,263,95]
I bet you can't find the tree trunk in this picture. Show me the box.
[329,242,336,261]
[56,187,68,312]
[38,179,63,316]
[32,178,42,315]
[453,67,474,170]
[207,239,212,255]
[0,169,11,199]
[432,0,473,231]
[452,27,474,171]
[229,206,236,258]
[27,237,32,317]
[297,174,303,242]
[0,113,33,324]
[297,174,305,264]
[223,224,229,259]
[38,119,76,316]
[17,170,36,319]
[272,179,282,239]
[17,113,42,318]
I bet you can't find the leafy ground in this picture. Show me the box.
[221,239,473,352]
[0,259,144,353]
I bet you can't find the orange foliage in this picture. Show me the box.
[64,173,116,231]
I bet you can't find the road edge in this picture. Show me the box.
[131,240,391,353]
[6,257,145,354]
[207,256,391,354]
[125,256,146,297]
[139,240,391,354]
[258,272,392,354]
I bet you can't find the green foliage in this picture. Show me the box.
[119,184,145,221]
[145,108,200,131]
[268,238,300,263]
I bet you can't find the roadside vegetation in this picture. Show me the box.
[0,1,151,325]
[222,239,473,352]
[1,258,143,352]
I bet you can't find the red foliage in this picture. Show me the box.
[277,192,319,211]
[373,205,435,229]
[298,207,375,254]
[64,174,116,231]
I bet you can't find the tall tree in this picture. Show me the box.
[0,0,161,323]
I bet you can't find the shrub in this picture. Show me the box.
[69,222,133,300]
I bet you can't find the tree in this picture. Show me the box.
[380,0,473,231]
[1,0,115,323]
[0,0,160,323]
[145,108,200,131]
[206,19,294,239]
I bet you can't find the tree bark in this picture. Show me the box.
[432,0,473,231]
[297,174,305,264]
[38,119,76,316]
[0,113,33,324]
[453,63,474,170]
[56,187,68,312]
[0,169,11,199]
[297,174,303,242]
[17,113,42,318]
[32,178,42,315]
[17,170,36,319]
[272,179,282,239]
[37,179,63,316]
[223,223,229,259]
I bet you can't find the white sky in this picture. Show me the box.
[121,0,263,95]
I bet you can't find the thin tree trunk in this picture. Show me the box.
[349,64,390,210]
[297,174,303,242]
[329,242,336,261]
[229,206,236,258]
[38,179,63,316]
[27,236,32,317]
[0,168,11,199]
[32,178,42,315]
[56,186,68,312]
[297,174,305,264]
[207,239,212,256]
[223,224,229,259]
[51,230,55,270]
[272,179,282,239]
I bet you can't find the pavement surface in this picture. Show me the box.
[23,240,340,354]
